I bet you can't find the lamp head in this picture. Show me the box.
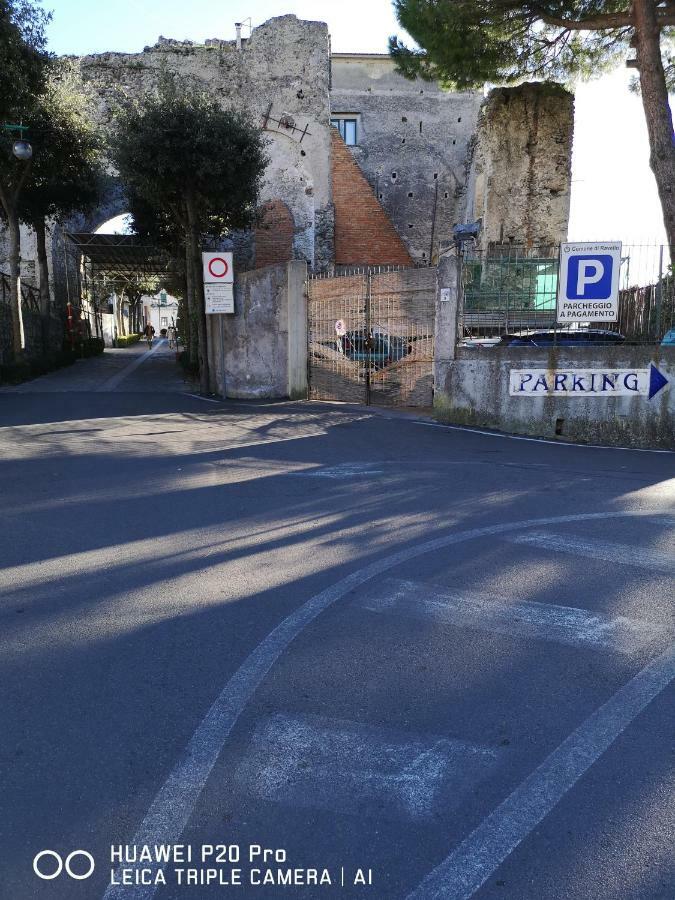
[12,140,33,161]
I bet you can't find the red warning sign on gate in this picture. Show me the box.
[202,252,234,284]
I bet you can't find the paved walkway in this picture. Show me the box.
[0,338,191,393]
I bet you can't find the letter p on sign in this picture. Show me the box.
[567,254,613,299]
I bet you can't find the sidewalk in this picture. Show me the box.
[0,339,191,394]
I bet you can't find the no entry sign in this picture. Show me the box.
[202,252,233,284]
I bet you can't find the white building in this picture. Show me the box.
[143,289,179,335]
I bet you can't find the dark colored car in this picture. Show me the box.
[337,331,411,367]
[499,329,625,347]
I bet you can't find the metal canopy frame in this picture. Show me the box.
[65,232,171,285]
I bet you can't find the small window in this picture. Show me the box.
[331,117,358,146]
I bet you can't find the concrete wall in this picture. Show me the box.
[75,15,333,271]
[208,260,307,400]
[434,345,675,449]
[464,83,574,250]
[331,54,482,265]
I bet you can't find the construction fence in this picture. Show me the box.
[459,243,674,346]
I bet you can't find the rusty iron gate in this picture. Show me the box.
[307,266,436,407]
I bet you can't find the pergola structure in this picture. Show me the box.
[66,232,171,285]
[66,232,175,336]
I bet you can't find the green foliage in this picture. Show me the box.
[177,349,199,375]
[0,0,50,123]
[110,72,269,237]
[115,333,142,347]
[390,1,638,88]
[17,59,104,226]
[0,347,75,384]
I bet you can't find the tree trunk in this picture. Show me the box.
[185,198,209,393]
[7,211,25,359]
[633,0,675,248]
[184,239,197,364]
[34,217,51,355]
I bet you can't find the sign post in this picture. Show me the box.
[202,251,234,314]
[557,241,622,323]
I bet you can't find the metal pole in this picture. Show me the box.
[655,244,664,341]
[365,272,371,405]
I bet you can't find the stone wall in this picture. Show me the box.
[75,15,333,270]
[464,83,574,250]
[330,54,483,264]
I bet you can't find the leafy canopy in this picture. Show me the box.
[0,0,51,122]
[18,60,103,225]
[111,73,269,236]
[389,1,673,88]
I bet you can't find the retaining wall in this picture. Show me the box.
[435,346,675,449]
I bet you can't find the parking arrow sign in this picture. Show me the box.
[648,364,669,400]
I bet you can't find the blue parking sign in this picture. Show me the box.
[567,255,613,299]
[558,242,621,322]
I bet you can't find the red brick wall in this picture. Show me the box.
[255,199,294,269]
[331,129,413,267]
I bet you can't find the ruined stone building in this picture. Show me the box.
[1,14,574,299]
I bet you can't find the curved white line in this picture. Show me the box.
[102,508,672,899]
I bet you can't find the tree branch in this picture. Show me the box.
[533,5,675,30]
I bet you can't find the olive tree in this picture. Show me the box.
[0,0,50,357]
[111,75,268,392]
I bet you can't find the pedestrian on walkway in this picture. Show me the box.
[167,324,177,349]
[144,323,155,348]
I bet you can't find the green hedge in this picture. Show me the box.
[81,337,105,357]
[0,349,77,385]
[115,333,142,347]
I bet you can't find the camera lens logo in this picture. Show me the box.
[33,850,95,880]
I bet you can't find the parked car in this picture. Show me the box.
[498,329,625,347]
[660,328,675,346]
[336,331,411,367]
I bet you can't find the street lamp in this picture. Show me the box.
[1,124,32,160]
[12,139,32,160]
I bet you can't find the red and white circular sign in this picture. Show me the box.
[208,257,229,279]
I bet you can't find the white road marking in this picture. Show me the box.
[295,462,385,478]
[406,639,675,900]
[358,578,665,654]
[509,531,675,575]
[411,419,675,453]
[100,510,673,900]
[97,340,167,392]
[235,713,498,821]
[183,393,222,403]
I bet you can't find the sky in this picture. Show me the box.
[47,0,671,247]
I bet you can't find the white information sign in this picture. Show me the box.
[205,283,234,315]
[202,252,233,284]
[557,241,622,323]
[509,365,669,399]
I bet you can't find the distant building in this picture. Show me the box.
[144,289,179,334]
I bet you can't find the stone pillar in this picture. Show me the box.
[287,260,308,399]
[433,250,461,415]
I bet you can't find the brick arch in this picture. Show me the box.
[255,200,294,269]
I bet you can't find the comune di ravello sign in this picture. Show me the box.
[510,365,669,399]
[557,241,622,323]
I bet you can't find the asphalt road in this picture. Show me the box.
[0,342,673,900]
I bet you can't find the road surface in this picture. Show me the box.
[0,341,673,899]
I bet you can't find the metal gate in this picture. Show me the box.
[307,266,436,407]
